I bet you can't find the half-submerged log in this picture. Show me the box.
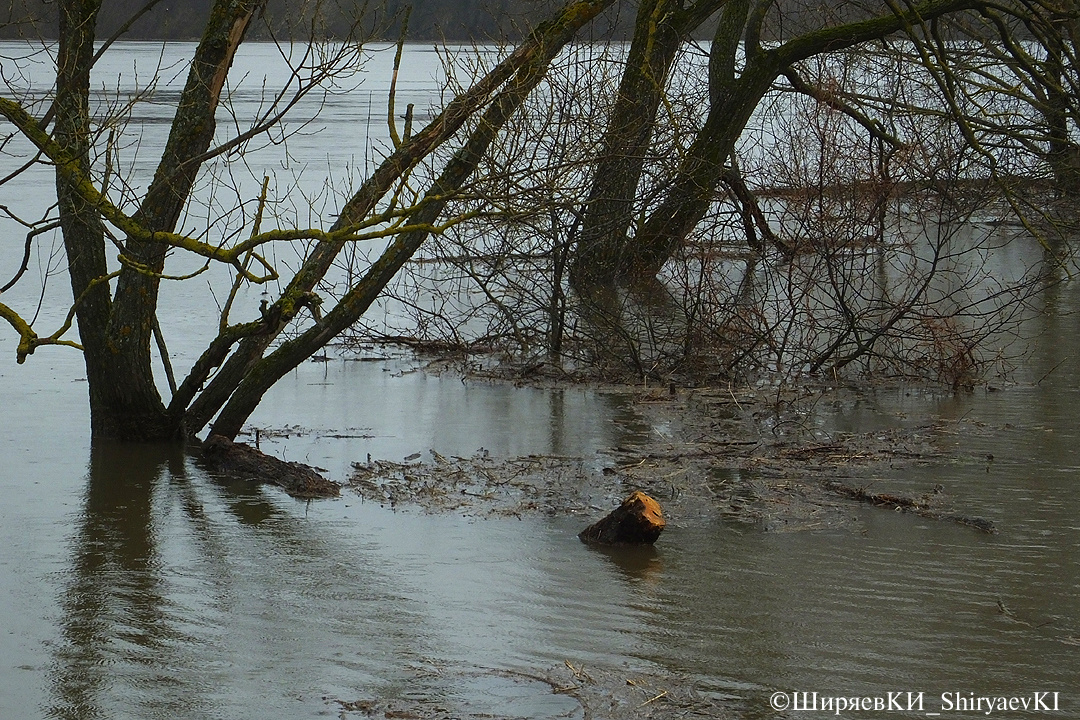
[201,434,340,498]
[579,491,666,545]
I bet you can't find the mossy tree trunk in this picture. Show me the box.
[205,0,615,439]
[54,0,120,438]
[51,0,265,440]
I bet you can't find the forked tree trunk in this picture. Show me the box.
[569,0,728,290]
[599,0,982,284]
[570,0,689,289]
[205,1,612,440]
[180,0,617,440]
[612,0,769,280]
[54,0,269,440]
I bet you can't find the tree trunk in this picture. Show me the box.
[579,491,666,545]
[1043,21,1080,195]
[569,0,688,289]
[54,0,167,440]
[614,0,977,281]
[53,0,265,440]
[569,0,774,287]
[569,0,730,290]
[100,0,264,440]
[626,70,776,278]
[622,0,772,278]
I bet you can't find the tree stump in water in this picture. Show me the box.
[579,491,666,545]
[201,434,340,498]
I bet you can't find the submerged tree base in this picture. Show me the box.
[822,480,996,533]
[200,434,340,498]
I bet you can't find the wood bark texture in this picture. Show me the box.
[579,491,666,545]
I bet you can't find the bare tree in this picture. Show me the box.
[347,0,1069,387]
[3,0,1076,451]
[563,0,1077,288]
[0,0,615,441]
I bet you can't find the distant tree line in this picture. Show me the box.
[2,0,609,40]
[0,0,860,42]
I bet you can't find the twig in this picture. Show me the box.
[1037,356,1069,386]
[640,689,669,707]
[152,313,178,396]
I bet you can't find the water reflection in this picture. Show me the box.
[586,544,663,584]
[44,444,436,720]
[44,441,605,720]
[48,443,187,720]
[27,374,1080,720]
[546,389,567,456]
[196,469,283,527]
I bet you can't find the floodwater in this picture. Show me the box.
[1,42,1079,719]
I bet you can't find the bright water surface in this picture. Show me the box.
[1,42,1078,719]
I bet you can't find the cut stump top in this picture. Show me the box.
[579,490,666,545]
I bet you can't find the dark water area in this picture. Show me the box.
[2,41,1079,719]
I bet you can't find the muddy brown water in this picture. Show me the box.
[3,314,1079,719]
[2,41,1079,719]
